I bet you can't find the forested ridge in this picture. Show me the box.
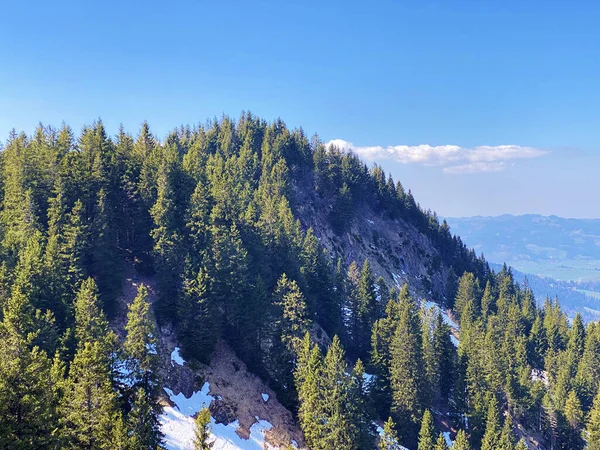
[0,114,598,450]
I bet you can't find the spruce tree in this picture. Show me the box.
[587,388,600,450]
[320,336,353,450]
[178,267,219,363]
[515,439,528,450]
[350,359,375,449]
[481,396,501,450]
[61,341,124,449]
[378,417,401,450]
[0,292,59,449]
[498,414,516,450]
[356,259,377,360]
[295,333,325,448]
[390,285,424,446]
[453,430,470,450]
[434,433,449,450]
[123,284,163,449]
[418,409,436,450]
[275,274,310,356]
[194,408,214,450]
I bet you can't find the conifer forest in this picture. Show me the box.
[1,114,598,450]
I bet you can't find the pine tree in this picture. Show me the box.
[498,414,516,450]
[0,291,59,449]
[356,259,377,360]
[178,267,220,363]
[432,310,454,400]
[563,390,584,449]
[275,274,310,356]
[515,439,528,450]
[320,336,354,450]
[61,341,123,449]
[390,285,424,446]
[350,359,375,449]
[418,410,436,450]
[194,407,214,449]
[123,284,163,449]
[150,156,183,321]
[481,396,501,450]
[434,433,449,450]
[587,388,600,450]
[378,417,402,450]
[74,278,114,352]
[295,333,325,448]
[453,430,470,450]
[454,273,480,323]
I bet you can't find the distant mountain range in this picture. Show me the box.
[445,214,600,282]
[445,214,600,320]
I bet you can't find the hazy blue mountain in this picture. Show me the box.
[445,214,600,320]
[446,214,600,282]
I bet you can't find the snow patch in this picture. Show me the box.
[531,369,549,387]
[171,347,185,366]
[374,422,409,450]
[146,342,158,355]
[114,359,134,387]
[392,272,402,288]
[164,383,213,416]
[261,393,269,402]
[367,219,375,225]
[422,300,459,329]
[161,382,277,450]
[443,431,453,447]
[450,335,459,347]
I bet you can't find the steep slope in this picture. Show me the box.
[112,266,306,450]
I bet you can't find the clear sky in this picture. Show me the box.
[2,0,599,218]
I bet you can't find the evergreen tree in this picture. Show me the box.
[123,284,163,449]
[178,267,220,363]
[61,340,123,449]
[453,430,470,450]
[295,333,325,448]
[481,396,501,450]
[0,292,59,449]
[379,417,402,450]
[320,336,354,449]
[275,274,310,356]
[418,409,436,450]
[498,414,516,450]
[194,407,214,450]
[356,259,377,360]
[586,388,600,450]
[350,359,376,449]
[515,439,528,450]
[434,433,449,450]
[390,285,424,446]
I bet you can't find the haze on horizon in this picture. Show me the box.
[2,0,599,218]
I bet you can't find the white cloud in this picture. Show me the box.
[326,139,547,174]
[443,161,506,174]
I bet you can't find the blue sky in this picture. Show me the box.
[1,0,599,217]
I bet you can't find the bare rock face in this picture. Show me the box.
[209,399,237,425]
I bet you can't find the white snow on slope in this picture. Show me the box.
[443,431,453,447]
[261,393,269,402]
[450,335,459,347]
[392,272,402,288]
[423,300,459,329]
[171,347,185,366]
[160,382,275,450]
[374,423,410,450]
